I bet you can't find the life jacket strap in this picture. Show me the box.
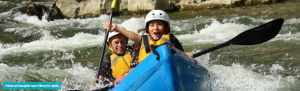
[150,45,160,60]
[111,55,120,67]
[142,35,151,53]
[160,37,171,44]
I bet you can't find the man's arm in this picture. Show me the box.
[99,53,115,83]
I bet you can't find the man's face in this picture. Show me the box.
[109,35,127,55]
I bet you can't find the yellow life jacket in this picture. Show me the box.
[138,34,171,63]
[110,52,131,78]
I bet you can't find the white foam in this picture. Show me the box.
[176,18,251,44]
[208,63,294,91]
[120,17,145,33]
[284,18,300,24]
[62,63,96,90]
[194,53,297,91]
[0,43,4,59]
[270,64,285,75]
[14,13,48,26]
[3,32,103,54]
[272,33,300,41]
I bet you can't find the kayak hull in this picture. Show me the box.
[111,44,211,91]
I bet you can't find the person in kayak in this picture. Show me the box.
[90,33,134,90]
[104,10,194,65]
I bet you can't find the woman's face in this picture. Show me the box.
[109,35,127,55]
[148,20,165,41]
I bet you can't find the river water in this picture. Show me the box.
[1,1,299,91]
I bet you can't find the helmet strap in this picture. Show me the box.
[108,42,115,53]
[164,25,170,34]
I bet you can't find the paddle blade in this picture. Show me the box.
[230,18,284,45]
[193,18,284,58]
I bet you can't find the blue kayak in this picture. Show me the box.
[111,44,211,91]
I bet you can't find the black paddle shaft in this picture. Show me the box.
[193,18,284,58]
[95,7,115,84]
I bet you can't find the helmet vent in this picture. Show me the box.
[145,10,170,26]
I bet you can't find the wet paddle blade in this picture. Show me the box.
[193,18,284,58]
[230,18,284,45]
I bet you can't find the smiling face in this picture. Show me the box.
[108,34,128,55]
[147,20,166,41]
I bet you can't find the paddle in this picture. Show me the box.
[193,18,284,58]
[95,0,118,84]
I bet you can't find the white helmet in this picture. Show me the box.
[145,10,170,26]
[107,32,128,52]
[107,32,128,45]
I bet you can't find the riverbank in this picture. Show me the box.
[178,0,300,19]
[118,1,300,20]
[1,0,298,20]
